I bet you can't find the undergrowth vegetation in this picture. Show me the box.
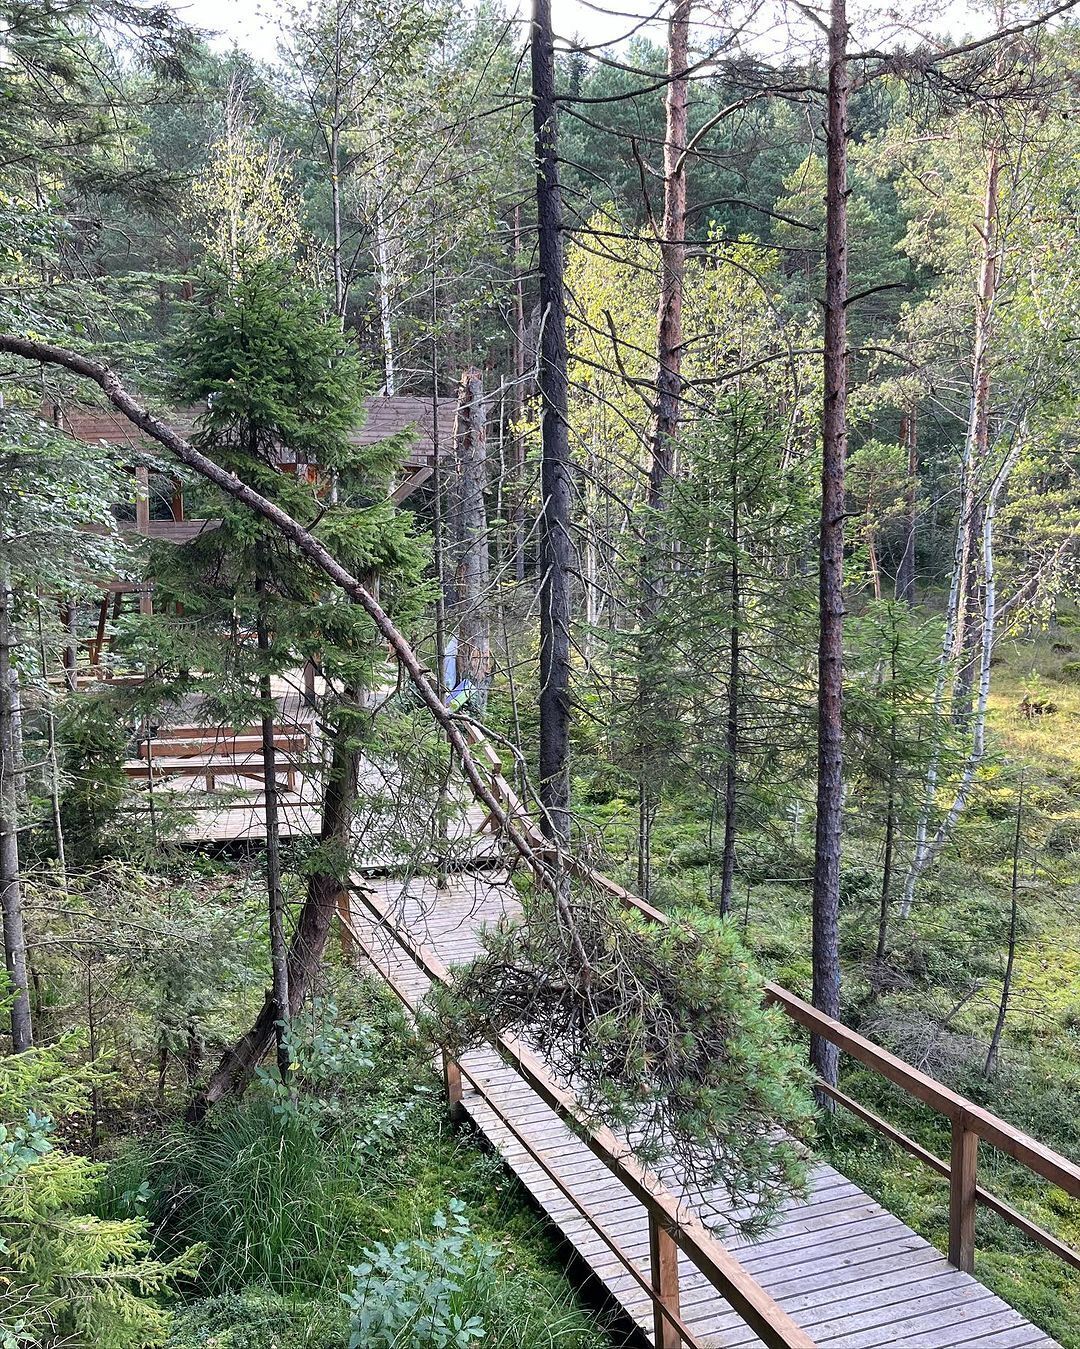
[574,631,1080,1348]
[106,978,611,1349]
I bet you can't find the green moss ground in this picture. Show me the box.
[573,631,1080,1346]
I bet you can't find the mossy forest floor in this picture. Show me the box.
[576,631,1080,1348]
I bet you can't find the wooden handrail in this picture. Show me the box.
[762,983,1080,1196]
[453,720,1080,1276]
[347,877,817,1349]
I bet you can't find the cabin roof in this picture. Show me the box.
[50,395,457,465]
[350,396,457,466]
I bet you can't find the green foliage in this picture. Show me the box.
[343,1200,487,1348]
[0,1042,199,1349]
[165,1288,347,1348]
[134,984,606,1348]
[429,894,814,1235]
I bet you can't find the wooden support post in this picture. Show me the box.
[302,658,317,708]
[649,1213,683,1349]
[443,1052,464,1123]
[135,465,150,536]
[949,1116,978,1272]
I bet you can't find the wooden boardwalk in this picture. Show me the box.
[347,871,1063,1349]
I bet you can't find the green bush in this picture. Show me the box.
[1,1044,199,1349]
[343,1200,604,1349]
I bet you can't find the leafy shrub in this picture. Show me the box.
[343,1200,487,1349]
[342,1200,600,1349]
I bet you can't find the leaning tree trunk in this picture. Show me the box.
[191,719,359,1117]
[454,367,492,714]
[811,0,850,1092]
[0,563,32,1051]
[532,0,573,848]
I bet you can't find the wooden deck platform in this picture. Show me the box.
[347,871,1063,1349]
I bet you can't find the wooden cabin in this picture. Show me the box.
[49,393,457,678]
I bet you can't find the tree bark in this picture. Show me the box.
[256,588,291,1088]
[900,145,1004,919]
[719,443,740,919]
[191,720,359,1116]
[648,0,690,509]
[895,410,918,604]
[454,367,492,713]
[512,202,528,583]
[811,0,850,1092]
[532,0,573,847]
[0,564,32,1051]
[952,144,1001,725]
[985,771,1022,1078]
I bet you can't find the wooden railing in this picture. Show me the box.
[456,720,1080,1278]
[763,983,1080,1274]
[344,880,817,1349]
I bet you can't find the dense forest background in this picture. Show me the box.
[0,0,1078,1346]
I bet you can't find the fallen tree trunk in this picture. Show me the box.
[2,335,588,1102]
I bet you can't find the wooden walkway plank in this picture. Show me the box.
[348,872,1064,1349]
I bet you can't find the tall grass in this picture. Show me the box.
[149,1098,370,1295]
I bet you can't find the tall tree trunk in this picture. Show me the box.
[454,367,491,714]
[900,144,1003,919]
[36,606,67,889]
[330,118,345,318]
[648,0,690,509]
[0,564,32,1051]
[374,181,396,395]
[512,202,528,583]
[875,631,901,973]
[532,0,572,847]
[192,718,359,1117]
[985,771,1023,1078]
[635,0,691,901]
[811,0,850,1092]
[952,144,1001,724]
[256,586,291,1088]
[719,447,740,919]
[895,410,918,604]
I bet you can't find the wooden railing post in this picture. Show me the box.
[649,1213,682,1349]
[949,1115,978,1272]
[443,1051,464,1123]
